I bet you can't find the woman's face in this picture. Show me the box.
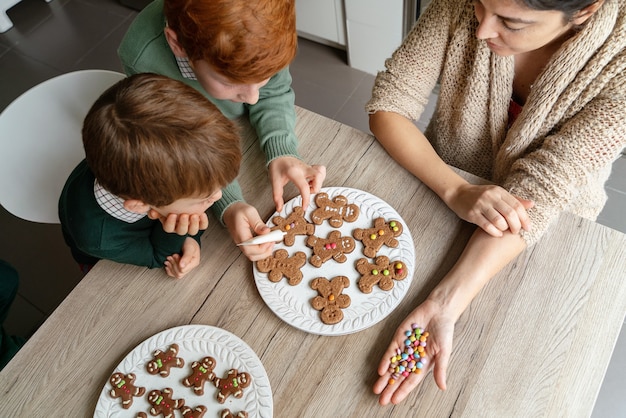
[472,0,576,56]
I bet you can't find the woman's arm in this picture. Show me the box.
[374,227,527,405]
[370,111,532,236]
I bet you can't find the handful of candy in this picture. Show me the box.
[388,324,429,385]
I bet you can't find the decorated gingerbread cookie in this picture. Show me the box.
[109,372,145,409]
[146,388,185,418]
[256,249,307,285]
[306,231,356,267]
[221,410,249,418]
[214,369,252,403]
[181,405,207,418]
[146,343,185,377]
[310,192,360,227]
[182,356,216,395]
[311,276,351,324]
[355,256,408,293]
[352,218,403,258]
[270,206,315,246]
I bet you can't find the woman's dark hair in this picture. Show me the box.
[518,0,600,20]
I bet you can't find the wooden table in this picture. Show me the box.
[1,107,625,417]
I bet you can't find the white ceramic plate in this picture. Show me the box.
[94,325,272,418]
[253,187,415,336]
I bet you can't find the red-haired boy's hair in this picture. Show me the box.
[165,0,297,83]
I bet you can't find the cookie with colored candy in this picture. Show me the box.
[311,276,351,324]
[182,356,216,395]
[146,343,185,377]
[137,413,148,418]
[147,388,185,418]
[306,231,356,267]
[355,256,408,293]
[256,249,307,285]
[270,206,315,246]
[221,409,249,418]
[352,218,403,258]
[181,405,207,418]
[214,369,252,403]
[310,192,360,227]
[109,372,145,409]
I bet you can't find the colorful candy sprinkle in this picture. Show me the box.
[388,325,429,385]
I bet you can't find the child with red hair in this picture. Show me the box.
[119,0,326,261]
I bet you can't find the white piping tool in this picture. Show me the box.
[237,230,286,246]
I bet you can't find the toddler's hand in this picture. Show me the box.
[148,210,209,236]
[268,156,326,211]
[164,237,201,279]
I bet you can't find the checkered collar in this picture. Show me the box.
[94,180,146,223]
[176,56,197,80]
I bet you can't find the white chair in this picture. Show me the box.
[0,69,126,223]
[0,0,53,33]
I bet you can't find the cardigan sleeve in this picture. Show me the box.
[365,0,456,121]
[503,70,626,245]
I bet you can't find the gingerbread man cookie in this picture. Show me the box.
[214,369,252,403]
[182,356,216,395]
[311,276,351,324]
[355,256,408,293]
[270,206,315,246]
[306,231,356,267]
[310,192,360,227]
[352,218,403,258]
[181,405,207,418]
[221,410,249,418]
[256,249,307,285]
[147,388,185,418]
[146,344,185,377]
[109,372,145,409]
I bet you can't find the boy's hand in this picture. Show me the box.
[223,202,274,261]
[268,156,326,211]
[148,210,209,236]
[164,237,201,279]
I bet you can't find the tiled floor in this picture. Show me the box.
[0,0,624,416]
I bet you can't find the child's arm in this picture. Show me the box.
[268,158,326,211]
[164,237,201,279]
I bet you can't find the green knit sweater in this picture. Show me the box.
[58,160,203,268]
[118,0,301,221]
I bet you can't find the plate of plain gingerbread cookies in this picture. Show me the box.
[94,325,272,418]
[253,187,415,336]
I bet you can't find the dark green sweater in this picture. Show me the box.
[58,160,203,268]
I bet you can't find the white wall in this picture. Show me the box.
[296,0,405,75]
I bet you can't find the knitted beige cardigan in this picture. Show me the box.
[366,0,626,245]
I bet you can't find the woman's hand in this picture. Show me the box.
[373,298,455,405]
[148,210,209,236]
[164,237,201,279]
[445,184,534,237]
[268,156,326,211]
[223,202,274,261]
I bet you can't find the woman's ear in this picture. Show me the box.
[571,0,604,25]
[123,199,151,214]
[164,26,187,58]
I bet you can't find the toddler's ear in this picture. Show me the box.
[123,199,151,214]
